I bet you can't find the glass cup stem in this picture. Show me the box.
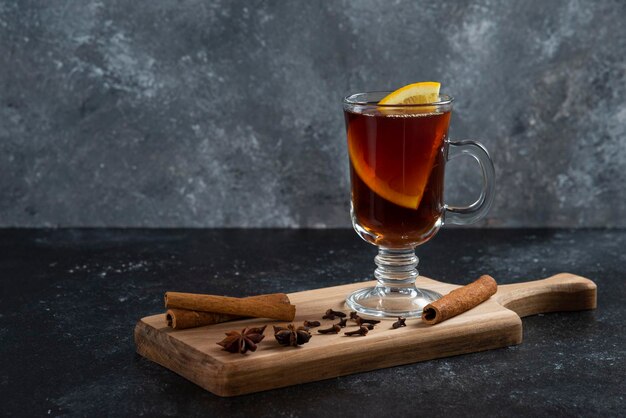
[375,248,419,285]
[345,247,442,318]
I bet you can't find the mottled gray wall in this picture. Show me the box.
[1,0,625,227]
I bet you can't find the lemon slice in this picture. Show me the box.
[348,136,423,209]
[379,81,440,105]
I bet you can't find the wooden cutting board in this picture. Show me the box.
[134,273,596,397]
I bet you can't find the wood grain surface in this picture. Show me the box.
[134,273,596,397]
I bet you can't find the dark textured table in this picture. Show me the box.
[1,229,624,417]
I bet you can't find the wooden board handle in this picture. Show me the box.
[494,273,596,318]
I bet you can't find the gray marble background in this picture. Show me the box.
[1,0,625,228]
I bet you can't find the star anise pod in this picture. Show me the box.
[217,325,266,354]
[273,324,312,347]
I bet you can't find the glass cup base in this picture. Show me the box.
[345,283,442,318]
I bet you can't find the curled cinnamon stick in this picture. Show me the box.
[165,291,296,321]
[422,275,497,325]
[165,293,290,329]
[166,309,238,329]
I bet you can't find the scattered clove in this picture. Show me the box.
[392,317,407,329]
[350,312,380,326]
[303,320,321,328]
[345,326,369,337]
[354,316,381,326]
[323,309,347,320]
[337,317,348,328]
[318,324,342,334]
[363,323,375,330]
[273,324,312,347]
[217,325,267,354]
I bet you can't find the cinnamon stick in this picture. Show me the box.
[165,291,296,321]
[166,309,238,329]
[165,293,291,329]
[421,275,497,325]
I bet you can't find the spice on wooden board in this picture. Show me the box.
[421,275,498,325]
[318,324,342,334]
[217,326,267,354]
[303,320,321,328]
[322,309,347,320]
[274,324,312,347]
[165,293,291,329]
[353,316,380,326]
[345,326,369,336]
[392,317,406,329]
[349,311,381,326]
[166,309,238,330]
[165,291,296,321]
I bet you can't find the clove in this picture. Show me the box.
[392,317,407,329]
[303,320,321,328]
[354,316,381,326]
[337,317,348,328]
[350,312,380,325]
[345,326,369,337]
[363,323,375,330]
[318,324,342,334]
[323,309,347,320]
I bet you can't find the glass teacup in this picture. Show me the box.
[343,92,495,318]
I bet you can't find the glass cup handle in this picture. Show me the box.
[444,140,496,225]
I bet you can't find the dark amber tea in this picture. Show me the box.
[345,108,451,248]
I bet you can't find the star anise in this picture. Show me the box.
[217,325,267,354]
[273,324,312,347]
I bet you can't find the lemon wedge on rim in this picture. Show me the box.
[378,81,440,105]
